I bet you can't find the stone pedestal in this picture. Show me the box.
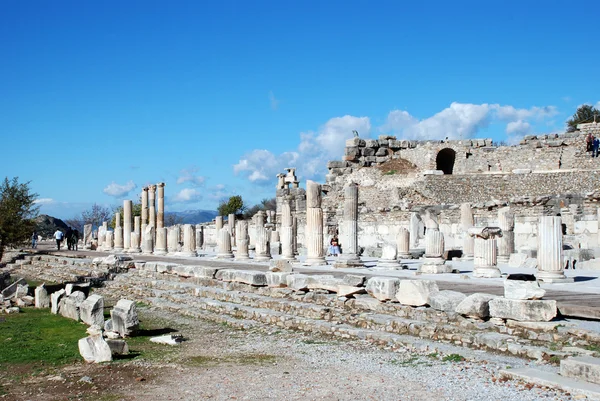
[376,243,400,269]
[235,220,250,260]
[154,227,168,255]
[123,200,132,252]
[216,228,234,259]
[130,232,141,253]
[254,226,272,261]
[419,228,451,273]
[105,231,114,251]
[460,203,474,260]
[280,200,295,261]
[181,224,197,257]
[473,237,501,278]
[497,207,514,263]
[304,180,327,266]
[336,184,363,267]
[537,216,573,283]
[114,212,124,251]
[157,183,165,229]
[397,227,411,258]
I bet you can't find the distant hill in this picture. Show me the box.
[165,209,218,225]
[34,214,70,238]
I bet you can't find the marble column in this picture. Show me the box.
[460,203,474,260]
[148,184,157,234]
[216,228,234,259]
[270,230,281,255]
[196,225,204,250]
[235,220,250,260]
[133,216,141,252]
[228,214,236,246]
[101,221,109,251]
[105,231,114,250]
[114,212,124,251]
[255,211,265,227]
[419,228,451,273]
[336,183,362,267]
[123,200,132,252]
[304,180,327,265]
[157,182,165,229]
[409,212,420,249]
[254,226,272,261]
[537,216,572,283]
[292,215,298,255]
[397,227,411,258]
[83,224,93,250]
[141,187,149,245]
[280,200,295,260]
[497,207,514,263]
[168,225,181,255]
[154,227,168,255]
[142,226,154,254]
[181,224,197,257]
[376,243,400,269]
[215,216,223,231]
[473,237,500,278]
[130,232,141,252]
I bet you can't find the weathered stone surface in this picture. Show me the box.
[428,290,466,312]
[395,280,439,306]
[1,278,27,299]
[215,269,236,282]
[337,285,366,297]
[78,335,112,363]
[59,291,86,321]
[307,276,344,292]
[455,293,498,319]
[489,298,557,322]
[269,260,292,272]
[560,356,600,385]
[171,264,194,277]
[234,270,267,286]
[110,299,139,337]
[80,294,105,327]
[266,272,291,287]
[106,339,129,355]
[508,253,528,268]
[34,285,50,308]
[342,274,366,287]
[286,274,311,291]
[156,262,177,273]
[192,266,219,279]
[365,277,400,301]
[504,280,546,300]
[50,289,65,314]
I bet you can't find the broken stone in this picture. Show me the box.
[455,293,498,319]
[80,294,105,327]
[50,289,66,314]
[307,276,345,292]
[365,277,400,301]
[78,334,112,363]
[428,290,466,312]
[233,270,267,286]
[110,299,139,337]
[34,285,50,308]
[504,279,545,300]
[337,285,366,297]
[215,269,236,282]
[395,280,439,306]
[192,266,219,279]
[342,274,366,287]
[269,259,293,272]
[265,272,291,287]
[106,339,129,355]
[59,291,86,321]
[489,298,557,322]
[286,274,311,291]
[150,334,183,345]
[1,278,27,299]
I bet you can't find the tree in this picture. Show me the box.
[0,177,38,260]
[567,104,600,132]
[242,197,277,219]
[81,203,112,230]
[217,195,246,216]
[110,202,142,228]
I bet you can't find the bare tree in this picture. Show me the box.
[81,203,112,230]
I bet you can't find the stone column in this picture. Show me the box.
[142,226,154,255]
[181,224,197,257]
[419,228,451,273]
[497,207,514,263]
[376,243,399,269]
[216,228,234,259]
[133,216,141,252]
[148,184,157,233]
[473,237,500,278]
[397,227,411,258]
[336,184,363,267]
[409,212,420,249]
[254,226,272,261]
[215,216,223,231]
[255,211,265,227]
[196,225,204,250]
[154,227,168,255]
[123,200,132,252]
[292,215,298,255]
[83,224,93,250]
[114,212,124,251]
[597,207,600,246]
[460,203,474,260]
[101,221,108,251]
[235,220,250,260]
[537,216,572,283]
[168,225,181,255]
[105,231,114,250]
[280,200,295,260]
[304,180,326,265]
[157,183,165,229]
[130,232,141,252]
[228,214,236,246]
[141,187,149,245]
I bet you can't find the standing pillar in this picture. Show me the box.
[148,185,157,234]
[235,220,250,260]
[154,227,168,255]
[181,224,197,257]
[142,226,154,254]
[228,214,236,246]
[133,216,141,252]
[105,231,114,250]
[335,183,363,267]
[167,226,180,255]
[157,183,165,229]
[409,212,420,249]
[473,237,500,278]
[497,207,514,263]
[397,227,411,258]
[114,212,124,251]
[419,226,451,274]
[280,200,295,260]
[216,228,234,259]
[123,200,132,252]
[255,211,265,227]
[537,216,573,283]
[304,180,327,265]
[460,203,474,260]
[292,215,298,255]
[101,221,109,251]
[141,187,149,245]
[196,225,204,250]
[376,243,399,269]
[215,216,223,231]
[254,226,272,261]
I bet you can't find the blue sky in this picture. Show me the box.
[1,1,599,219]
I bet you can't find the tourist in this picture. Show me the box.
[328,236,341,256]
[71,229,79,251]
[31,231,38,249]
[53,229,64,250]
[587,133,594,152]
[594,136,599,158]
[66,227,73,250]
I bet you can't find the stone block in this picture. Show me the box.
[504,280,545,300]
[269,260,292,272]
[156,262,177,273]
[489,298,557,322]
[512,169,532,174]
[362,147,376,156]
[143,261,157,272]
[215,269,236,282]
[560,356,600,385]
[234,270,267,286]
[65,282,90,297]
[508,253,528,268]
[428,290,466,312]
[34,285,50,308]
[266,272,290,287]
[110,299,139,337]
[375,147,389,156]
[80,294,105,327]
[1,278,27,299]
[342,274,366,287]
[106,339,129,355]
[337,285,366,297]
[286,274,310,291]
[171,264,194,277]
[364,139,378,148]
[78,335,112,363]
[455,293,498,319]
[345,137,366,147]
[50,289,65,314]
[192,266,219,278]
[395,280,439,306]
[327,160,347,169]
[307,276,345,292]
[59,291,86,321]
[365,277,400,301]
[388,140,402,149]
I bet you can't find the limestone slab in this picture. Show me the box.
[266,272,291,287]
[455,293,498,319]
[365,277,400,301]
[79,335,112,363]
[234,270,267,286]
[110,299,139,337]
[428,290,466,312]
[80,294,105,327]
[395,280,439,306]
[34,285,50,308]
[561,356,600,385]
[286,274,311,291]
[489,298,557,322]
[504,279,546,300]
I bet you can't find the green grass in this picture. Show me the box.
[0,308,88,367]
[187,353,276,367]
[584,344,600,353]
[384,170,397,175]
[442,354,465,362]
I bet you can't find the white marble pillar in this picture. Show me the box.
[255,211,265,227]
[101,221,109,251]
[292,215,298,256]
[168,225,181,255]
[228,214,236,246]
[114,212,124,251]
[123,200,132,252]
[409,212,420,249]
[235,220,250,260]
[196,225,204,250]
[304,180,326,265]
[254,226,272,261]
[280,200,295,260]
[83,224,93,249]
[181,224,197,257]
[460,203,474,260]
[473,237,500,278]
[216,228,234,259]
[157,182,165,229]
[148,184,157,233]
[397,227,411,258]
[141,187,148,245]
[105,231,114,250]
[154,227,168,255]
[419,228,451,274]
[134,216,141,251]
[130,232,141,252]
[142,226,154,254]
[497,207,514,263]
[215,216,223,231]
[336,183,363,267]
[537,216,572,283]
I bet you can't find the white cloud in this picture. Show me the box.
[102,180,137,198]
[176,166,206,186]
[269,91,280,111]
[172,188,202,203]
[234,115,370,184]
[506,120,531,136]
[34,198,54,204]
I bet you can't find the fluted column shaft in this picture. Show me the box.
[235,220,250,260]
[410,212,420,249]
[304,180,326,265]
[105,231,114,250]
[397,227,410,257]
[123,200,132,252]
[425,229,444,258]
[280,201,295,260]
[460,203,474,259]
[215,216,223,231]
[254,226,271,261]
[228,214,236,246]
[181,224,197,257]
[154,227,167,255]
[473,237,501,278]
[343,184,359,255]
[133,216,141,251]
[216,228,234,258]
[537,216,569,282]
[114,212,124,251]
[157,183,165,229]
[168,226,180,254]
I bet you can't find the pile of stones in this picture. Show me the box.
[0,274,33,313]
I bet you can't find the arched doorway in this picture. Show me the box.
[436,148,456,175]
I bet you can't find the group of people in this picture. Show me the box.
[49,228,80,251]
[586,133,600,157]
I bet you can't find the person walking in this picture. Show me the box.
[70,229,79,251]
[593,136,599,158]
[53,229,64,250]
[31,231,38,249]
[587,133,594,153]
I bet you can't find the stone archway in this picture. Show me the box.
[436,148,456,175]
